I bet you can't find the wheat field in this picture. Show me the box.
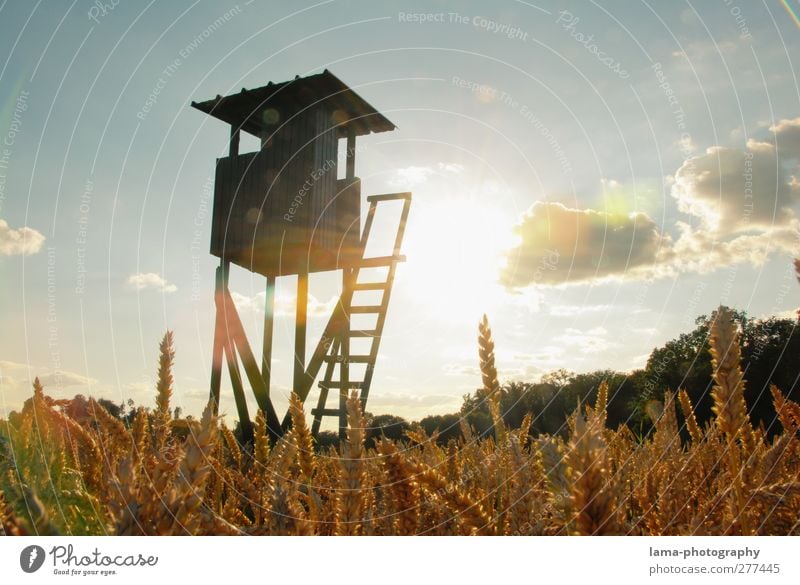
[1,306,798,536]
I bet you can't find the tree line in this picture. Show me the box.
[329,310,800,447]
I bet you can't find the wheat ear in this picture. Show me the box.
[378,440,419,535]
[166,399,218,534]
[335,391,366,535]
[289,392,316,484]
[478,314,506,442]
[678,389,704,444]
[708,306,752,534]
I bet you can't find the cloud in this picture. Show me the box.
[770,117,800,159]
[503,122,800,289]
[442,363,480,377]
[0,360,28,371]
[546,303,611,317]
[0,362,98,415]
[765,309,798,320]
[671,144,798,232]
[389,166,436,187]
[657,220,800,276]
[437,162,464,174]
[511,346,566,366]
[127,272,177,293]
[387,162,465,187]
[231,290,337,318]
[37,370,96,388]
[500,201,665,287]
[0,219,45,256]
[554,326,615,355]
[367,391,460,410]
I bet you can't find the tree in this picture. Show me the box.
[418,413,462,444]
[541,368,572,389]
[365,414,410,448]
[638,310,800,437]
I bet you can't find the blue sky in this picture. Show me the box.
[2,0,800,425]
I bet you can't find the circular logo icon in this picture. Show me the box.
[20,545,46,573]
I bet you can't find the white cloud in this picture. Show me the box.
[442,363,480,377]
[231,290,337,318]
[387,162,466,187]
[388,165,436,187]
[671,144,798,233]
[762,309,797,320]
[127,272,177,293]
[555,326,615,355]
[367,391,460,410]
[547,303,611,317]
[437,162,464,174]
[656,220,800,277]
[38,371,96,388]
[0,219,45,256]
[0,360,28,371]
[0,362,98,415]
[511,346,566,366]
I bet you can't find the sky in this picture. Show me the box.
[1,0,800,427]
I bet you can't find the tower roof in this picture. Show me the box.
[191,70,395,138]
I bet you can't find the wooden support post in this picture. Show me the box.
[217,261,254,442]
[293,270,309,399]
[224,338,253,442]
[346,127,356,179]
[262,275,276,392]
[280,297,346,430]
[209,263,225,414]
[339,268,352,440]
[229,125,240,157]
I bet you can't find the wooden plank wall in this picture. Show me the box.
[210,105,356,276]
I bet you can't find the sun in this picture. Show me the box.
[397,197,519,322]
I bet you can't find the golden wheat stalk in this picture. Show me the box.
[378,440,420,535]
[289,392,316,484]
[595,381,609,427]
[771,385,800,433]
[411,459,495,535]
[678,389,704,444]
[565,412,621,535]
[708,307,750,442]
[478,314,506,442]
[155,331,174,419]
[335,391,366,535]
[163,400,218,534]
[220,422,243,471]
[708,306,753,535]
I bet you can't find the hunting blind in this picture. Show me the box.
[192,71,411,441]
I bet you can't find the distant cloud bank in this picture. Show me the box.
[502,117,800,288]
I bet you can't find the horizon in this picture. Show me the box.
[2,1,800,427]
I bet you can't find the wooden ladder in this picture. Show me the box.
[282,192,411,439]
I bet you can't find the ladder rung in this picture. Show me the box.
[357,255,406,267]
[367,192,412,202]
[323,354,373,363]
[349,305,383,313]
[311,408,342,418]
[319,381,365,389]
[353,281,388,291]
[350,329,379,337]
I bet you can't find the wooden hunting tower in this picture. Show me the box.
[192,71,411,441]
